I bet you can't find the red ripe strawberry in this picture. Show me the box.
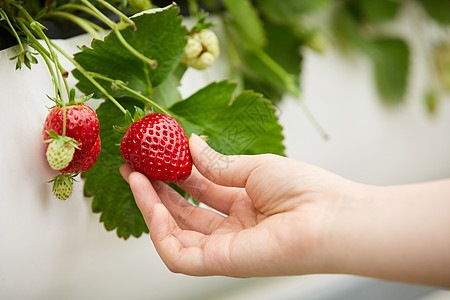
[120,113,192,182]
[43,104,99,172]
[77,135,101,172]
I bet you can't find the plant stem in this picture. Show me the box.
[298,100,329,140]
[0,8,25,52]
[78,0,157,68]
[113,28,157,68]
[89,72,172,116]
[255,50,300,97]
[56,3,104,19]
[44,11,102,39]
[79,0,116,28]
[96,0,136,29]
[49,40,128,115]
[187,0,199,17]
[19,22,61,105]
[21,22,72,100]
[253,50,329,139]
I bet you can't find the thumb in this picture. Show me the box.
[189,133,272,188]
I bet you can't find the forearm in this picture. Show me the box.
[325,179,450,287]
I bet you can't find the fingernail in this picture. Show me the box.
[190,133,208,149]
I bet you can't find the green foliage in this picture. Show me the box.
[171,81,285,156]
[366,37,409,104]
[74,6,187,99]
[74,6,285,238]
[7,0,449,239]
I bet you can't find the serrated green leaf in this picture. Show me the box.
[73,5,187,100]
[366,37,409,104]
[82,99,148,239]
[418,0,450,24]
[171,81,285,156]
[222,0,266,50]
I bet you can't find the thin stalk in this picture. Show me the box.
[255,50,300,97]
[187,0,199,17]
[78,0,156,68]
[90,72,172,116]
[44,11,102,39]
[113,28,157,68]
[15,3,69,136]
[49,40,128,115]
[253,50,329,139]
[298,100,329,140]
[79,0,116,28]
[56,3,104,19]
[0,8,25,52]
[19,22,60,100]
[96,0,136,29]
[21,22,77,92]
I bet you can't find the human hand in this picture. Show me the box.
[120,134,362,277]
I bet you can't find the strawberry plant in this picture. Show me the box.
[1,1,285,238]
[3,0,449,238]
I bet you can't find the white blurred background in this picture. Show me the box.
[1,3,450,299]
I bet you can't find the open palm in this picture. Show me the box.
[120,134,352,277]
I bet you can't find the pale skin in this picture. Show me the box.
[120,133,450,287]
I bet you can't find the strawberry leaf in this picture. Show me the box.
[171,81,285,156]
[73,5,187,100]
[82,99,148,239]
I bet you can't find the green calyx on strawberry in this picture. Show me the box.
[181,28,220,70]
[120,110,192,182]
[50,174,76,200]
[44,130,80,171]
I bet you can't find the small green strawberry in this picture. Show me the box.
[44,131,80,171]
[181,29,220,70]
[50,174,75,200]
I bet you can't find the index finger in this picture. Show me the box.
[177,166,244,215]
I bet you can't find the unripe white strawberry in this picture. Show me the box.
[183,38,203,59]
[198,29,219,58]
[50,174,75,200]
[44,130,80,171]
[181,29,220,70]
[46,140,75,170]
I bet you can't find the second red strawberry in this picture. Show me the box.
[120,113,192,182]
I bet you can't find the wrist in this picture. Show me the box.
[322,179,450,286]
[319,180,382,275]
